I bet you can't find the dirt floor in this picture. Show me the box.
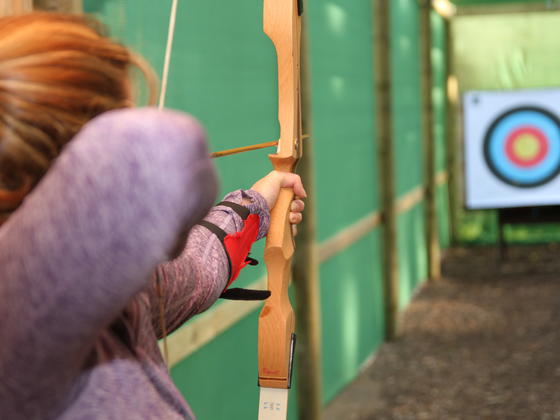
[324,244,560,420]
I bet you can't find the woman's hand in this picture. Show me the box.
[250,171,306,226]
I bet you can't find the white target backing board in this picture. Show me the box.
[464,88,560,209]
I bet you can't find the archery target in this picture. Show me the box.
[464,89,560,209]
[484,107,560,187]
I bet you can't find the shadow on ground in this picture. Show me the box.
[324,244,560,420]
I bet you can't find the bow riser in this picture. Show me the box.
[258,187,296,389]
[258,0,302,394]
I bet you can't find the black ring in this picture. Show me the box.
[483,106,560,188]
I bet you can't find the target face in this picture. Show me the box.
[464,89,560,209]
[483,107,560,188]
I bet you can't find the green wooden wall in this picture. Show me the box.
[307,0,384,404]
[83,0,450,418]
[392,0,427,307]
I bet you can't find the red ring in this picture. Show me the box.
[504,126,549,167]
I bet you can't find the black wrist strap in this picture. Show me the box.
[197,220,232,280]
[198,220,227,242]
[217,201,250,220]
[220,288,271,301]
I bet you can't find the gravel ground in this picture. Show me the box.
[324,244,560,420]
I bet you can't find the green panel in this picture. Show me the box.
[458,211,560,244]
[501,223,560,244]
[308,0,379,242]
[391,0,427,308]
[170,311,261,420]
[454,11,560,91]
[458,211,498,244]
[320,231,385,402]
[85,0,277,200]
[397,204,428,308]
[391,0,423,196]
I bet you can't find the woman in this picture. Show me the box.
[0,13,305,420]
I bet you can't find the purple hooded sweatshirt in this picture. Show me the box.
[0,108,270,420]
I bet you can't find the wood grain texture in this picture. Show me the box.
[446,19,460,245]
[374,0,399,340]
[292,5,323,418]
[420,0,441,281]
[258,189,296,388]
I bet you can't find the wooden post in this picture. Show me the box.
[445,18,460,245]
[33,0,82,13]
[420,0,441,281]
[0,0,32,15]
[293,3,322,419]
[374,0,399,340]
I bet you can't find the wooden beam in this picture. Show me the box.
[395,185,423,215]
[374,0,399,340]
[293,4,322,419]
[456,3,559,16]
[0,0,32,16]
[33,0,82,13]
[435,168,448,186]
[420,0,441,281]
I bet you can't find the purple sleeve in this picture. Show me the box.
[153,189,270,335]
[0,108,217,413]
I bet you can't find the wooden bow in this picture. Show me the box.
[257,0,303,418]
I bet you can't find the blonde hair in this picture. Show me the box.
[0,12,157,211]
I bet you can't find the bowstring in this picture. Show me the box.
[159,0,179,110]
[157,0,179,368]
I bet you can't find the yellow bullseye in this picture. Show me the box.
[513,133,540,160]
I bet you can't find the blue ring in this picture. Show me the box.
[489,112,559,182]
[483,107,560,188]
